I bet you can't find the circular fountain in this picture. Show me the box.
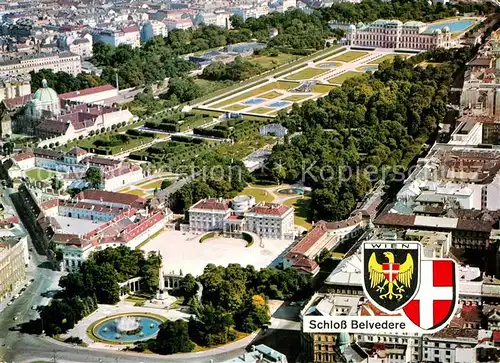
[91,314,163,343]
[116,316,142,335]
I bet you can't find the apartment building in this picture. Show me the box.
[0,235,28,303]
[0,52,81,77]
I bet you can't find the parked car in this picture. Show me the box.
[7,301,12,306]
[31,305,37,310]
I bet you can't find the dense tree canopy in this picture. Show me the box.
[170,153,251,214]
[30,69,104,94]
[201,56,264,81]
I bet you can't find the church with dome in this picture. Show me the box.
[24,79,61,123]
[9,79,134,146]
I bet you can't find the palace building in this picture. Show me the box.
[346,20,452,50]
[188,196,296,240]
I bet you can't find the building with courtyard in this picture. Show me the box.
[188,196,296,239]
[34,189,171,271]
[12,147,143,190]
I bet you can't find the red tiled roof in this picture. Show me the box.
[59,85,115,100]
[81,156,121,167]
[291,221,328,254]
[37,119,69,134]
[3,94,33,109]
[67,147,87,156]
[121,25,139,33]
[325,213,362,229]
[374,213,416,227]
[191,198,230,211]
[360,302,402,317]
[78,189,147,209]
[250,202,291,216]
[12,152,34,162]
[40,199,59,210]
[493,331,500,342]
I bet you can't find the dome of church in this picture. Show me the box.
[26,79,61,121]
[348,24,356,32]
[442,26,450,33]
[34,79,59,105]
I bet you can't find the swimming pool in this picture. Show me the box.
[244,98,265,105]
[426,19,476,33]
[269,101,291,108]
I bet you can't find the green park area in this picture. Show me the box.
[311,84,336,93]
[240,187,275,203]
[284,196,312,230]
[284,67,328,81]
[283,95,309,102]
[25,168,56,181]
[250,107,274,115]
[372,54,408,64]
[260,91,283,99]
[225,104,247,111]
[210,81,300,109]
[328,71,363,84]
[329,51,368,63]
[248,53,301,70]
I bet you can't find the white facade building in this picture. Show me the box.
[347,20,452,50]
[93,26,140,48]
[0,52,82,77]
[188,197,295,239]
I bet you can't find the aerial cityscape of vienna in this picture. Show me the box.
[0,0,499,361]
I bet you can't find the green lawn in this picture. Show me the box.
[249,107,274,115]
[283,95,309,102]
[225,104,247,111]
[372,54,408,64]
[260,91,283,99]
[249,53,301,70]
[328,71,363,84]
[210,81,300,108]
[285,68,328,81]
[138,179,163,189]
[329,51,368,63]
[284,196,312,230]
[240,187,275,203]
[311,84,336,94]
[25,168,56,181]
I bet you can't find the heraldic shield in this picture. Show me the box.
[362,241,421,313]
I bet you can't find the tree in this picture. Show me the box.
[160,179,173,190]
[84,167,102,189]
[188,304,235,347]
[154,320,194,354]
[234,294,270,333]
[51,176,63,191]
[162,76,202,103]
[179,274,198,305]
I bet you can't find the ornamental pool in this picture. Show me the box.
[244,98,265,105]
[426,19,476,33]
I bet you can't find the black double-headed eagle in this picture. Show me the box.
[368,252,414,300]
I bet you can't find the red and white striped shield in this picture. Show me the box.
[402,259,458,332]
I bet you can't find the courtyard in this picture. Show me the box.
[140,230,295,276]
